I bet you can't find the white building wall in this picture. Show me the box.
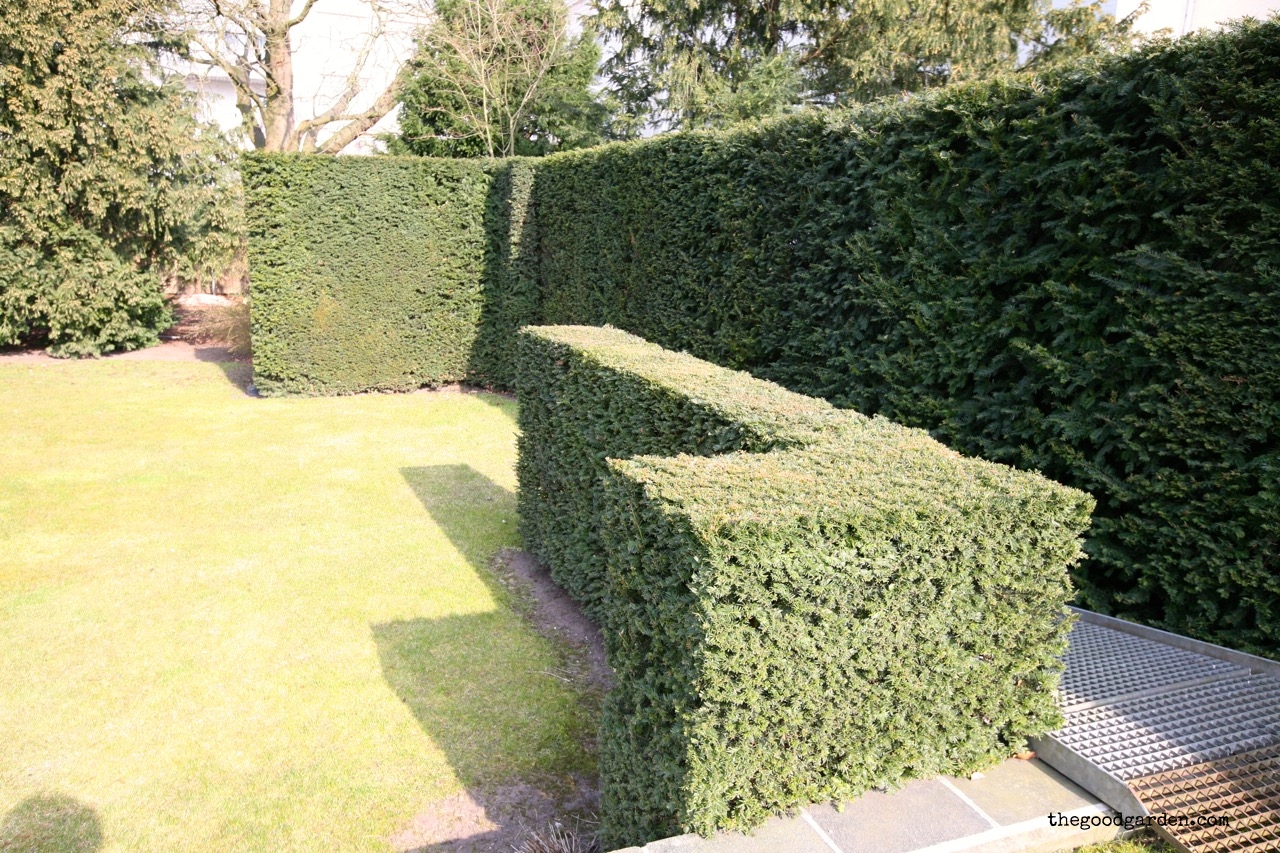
[1087,0,1279,36]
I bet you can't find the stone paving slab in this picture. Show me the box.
[806,779,994,852]
[611,813,835,853]
[946,758,1098,826]
[611,758,1122,853]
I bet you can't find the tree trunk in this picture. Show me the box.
[262,0,296,151]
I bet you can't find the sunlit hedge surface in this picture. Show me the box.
[516,325,1093,847]
[242,154,538,394]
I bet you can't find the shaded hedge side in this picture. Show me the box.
[532,20,1280,654]
[516,325,1093,847]
[466,158,542,388]
[242,154,538,394]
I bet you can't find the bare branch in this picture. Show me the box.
[172,0,425,151]
[315,74,405,153]
[294,10,383,139]
[189,33,246,81]
[409,0,575,156]
[209,0,255,34]
[287,0,322,28]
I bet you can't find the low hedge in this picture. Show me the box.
[241,154,538,395]
[516,325,1094,847]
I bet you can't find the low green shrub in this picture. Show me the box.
[516,325,1094,848]
[0,241,170,357]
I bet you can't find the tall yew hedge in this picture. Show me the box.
[242,154,537,394]
[532,21,1280,654]
[243,18,1280,653]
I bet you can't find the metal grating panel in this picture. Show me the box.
[1052,674,1280,780]
[1060,622,1249,711]
[1129,745,1280,853]
[1041,616,1280,852]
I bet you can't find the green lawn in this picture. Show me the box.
[0,359,595,852]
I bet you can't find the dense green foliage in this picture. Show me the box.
[243,20,1280,653]
[516,325,1092,847]
[468,159,542,387]
[590,0,1143,131]
[533,20,1280,654]
[0,0,230,356]
[390,0,609,158]
[241,154,537,394]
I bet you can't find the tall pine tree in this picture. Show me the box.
[592,0,1145,131]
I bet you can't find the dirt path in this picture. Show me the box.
[493,549,613,693]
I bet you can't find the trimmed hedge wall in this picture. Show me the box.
[532,20,1280,655]
[243,19,1280,653]
[241,154,537,394]
[516,325,1094,847]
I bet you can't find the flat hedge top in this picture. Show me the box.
[528,325,1093,530]
[527,325,855,444]
[616,420,1089,533]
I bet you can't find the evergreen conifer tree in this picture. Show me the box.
[0,0,232,355]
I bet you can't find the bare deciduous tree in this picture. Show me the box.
[174,0,423,153]
[410,0,572,157]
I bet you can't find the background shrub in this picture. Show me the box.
[0,0,232,356]
[517,325,1093,848]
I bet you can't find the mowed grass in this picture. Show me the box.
[0,360,594,852]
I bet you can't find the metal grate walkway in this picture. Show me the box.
[1129,746,1280,852]
[1032,610,1280,853]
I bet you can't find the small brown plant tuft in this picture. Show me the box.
[514,825,601,853]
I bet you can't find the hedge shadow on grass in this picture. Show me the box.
[371,464,596,851]
[209,359,254,395]
[372,613,560,852]
[400,463,515,569]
